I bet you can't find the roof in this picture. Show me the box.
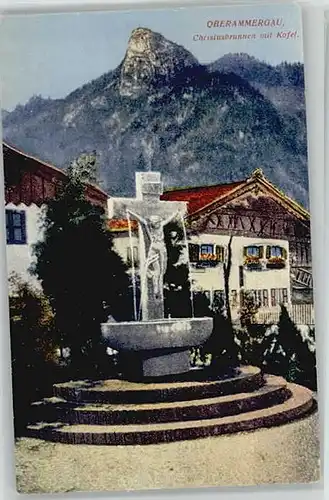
[3,141,108,208]
[161,180,244,215]
[108,168,310,232]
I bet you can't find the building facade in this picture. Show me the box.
[3,142,108,288]
[109,169,313,324]
[3,143,313,324]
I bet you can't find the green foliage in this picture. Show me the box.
[164,221,192,318]
[265,305,317,390]
[31,158,133,378]
[193,293,238,374]
[8,274,60,435]
[67,151,99,185]
[239,290,260,328]
[235,324,271,369]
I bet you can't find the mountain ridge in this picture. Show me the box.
[2,29,309,207]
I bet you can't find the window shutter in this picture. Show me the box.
[266,245,271,259]
[188,243,199,263]
[259,246,264,258]
[243,246,247,257]
[282,288,288,304]
[5,210,12,244]
[20,212,27,244]
[215,245,223,261]
[282,247,287,260]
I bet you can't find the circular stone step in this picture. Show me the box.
[53,366,263,404]
[26,382,315,445]
[32,375,290,426]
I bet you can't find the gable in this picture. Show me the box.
[188,183,310,241]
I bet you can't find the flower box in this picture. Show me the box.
[266,257,286,269]
[196,253,221,268]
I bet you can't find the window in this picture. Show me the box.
[271,246,283,257]
[244,245,263,258]
[127,246,139,267]
[246,289,269,307]
[200,244,213,255]
[270,288,289,307]
[282,288,288,304]
[188,243,199,263]
[266,245,287,259]
[231,290,238,307]
[6,210,26,245]
[263,289,269,307]
[271,288,276,307]
[247,289,262,306]
[256,290,263,307]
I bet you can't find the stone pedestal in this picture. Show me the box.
[141,348,191,378]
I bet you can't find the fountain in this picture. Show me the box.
[101,172,213,378]
[26,171,316,445]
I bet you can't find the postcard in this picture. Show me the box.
[0,2,320,494]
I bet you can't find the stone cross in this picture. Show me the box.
[108,172,187,321]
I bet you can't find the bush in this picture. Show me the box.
[264,305,317,390]
[8,274,60,435]
[235,323,272,369]
[195,294,238,375]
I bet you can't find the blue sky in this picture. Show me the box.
[0,3,304,110]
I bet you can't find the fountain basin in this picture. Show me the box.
[101,317,212,351]
[101,317,213,378]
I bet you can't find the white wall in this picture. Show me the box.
[112,232,139,265]
[112,232,291,308]
[189,234,290,304]
[5,202,44,290]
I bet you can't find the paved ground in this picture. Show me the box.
[14,413,320,494]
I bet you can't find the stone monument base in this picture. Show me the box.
[26,366,316,445]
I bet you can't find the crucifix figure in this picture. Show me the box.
[108,172,187,321]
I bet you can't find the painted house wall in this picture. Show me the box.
[110,231,291,310]
[3,142,109,292]
[189,233,290,297]
[112,232,139,266]
[5,202,44,289]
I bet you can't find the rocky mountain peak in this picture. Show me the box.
[119,28,198,98]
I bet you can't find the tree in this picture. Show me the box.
[68,151,99,185]
[265,305,317,390]
[31,153,133,378]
